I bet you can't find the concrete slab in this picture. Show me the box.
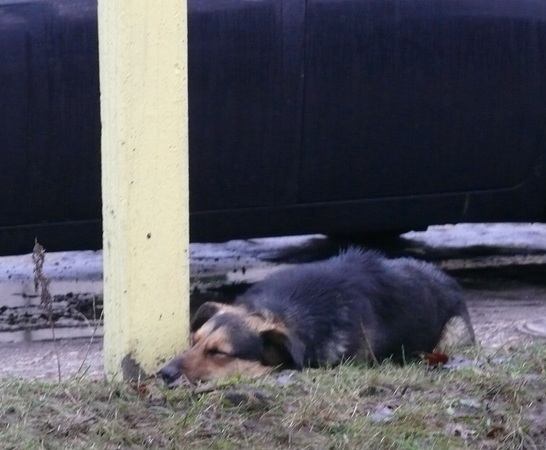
[404,223,546,250]
[0,250,102,308]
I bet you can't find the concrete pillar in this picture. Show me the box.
[98,0,189,380]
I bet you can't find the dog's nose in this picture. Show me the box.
[157,363,181,385]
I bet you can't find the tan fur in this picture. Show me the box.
[435,316,475,353]
[243,311,289,335]
[168,306,287,382]
[192,320,216,345]
[211,303,248,316]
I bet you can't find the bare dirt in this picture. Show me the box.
[453,264,546,348]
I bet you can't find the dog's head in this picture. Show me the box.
[158,302,305,384]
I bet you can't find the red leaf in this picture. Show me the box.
[130,381,150,398]
[423,352,449,366]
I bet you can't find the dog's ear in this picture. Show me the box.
[260,329,305,370]
[190,302,223,332]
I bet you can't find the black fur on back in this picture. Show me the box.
[236,247,474,367]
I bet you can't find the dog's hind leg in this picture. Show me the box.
[435,308,476,353]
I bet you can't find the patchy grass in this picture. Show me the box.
[0,344,545,450]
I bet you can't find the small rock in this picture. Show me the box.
[368,405,395,423]
[458,398,481,409]
[275,372,297,386]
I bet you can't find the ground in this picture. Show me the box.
[0,224,545,449]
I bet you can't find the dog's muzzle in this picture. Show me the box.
[157,361,182,385]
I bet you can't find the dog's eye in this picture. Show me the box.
[207,348,228,357]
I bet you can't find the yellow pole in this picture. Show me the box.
[98,0,189,380]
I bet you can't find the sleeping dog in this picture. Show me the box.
[159,248,475,383]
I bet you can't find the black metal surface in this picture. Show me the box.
[0,0,101,226]
[299,0,546,201]
[0,0,545,255]
[189,0,305,211]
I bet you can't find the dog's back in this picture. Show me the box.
[238,248,474,366]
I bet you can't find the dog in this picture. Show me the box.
[159,248,475,383]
